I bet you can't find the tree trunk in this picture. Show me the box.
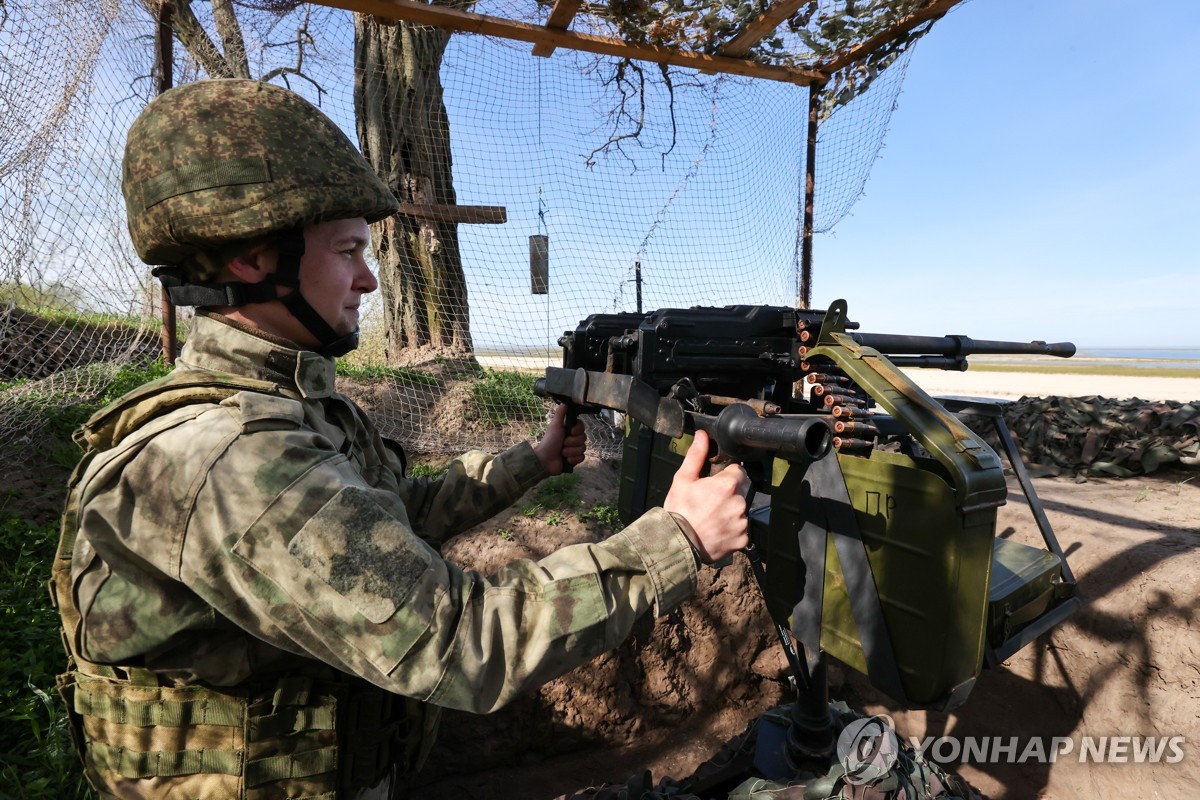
[353,16,473,363]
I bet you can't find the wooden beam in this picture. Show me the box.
[718,0,812,59]
[815,0,965,76]
[315,0,826,85]
[398,203,508,224]
[532,0,581,57]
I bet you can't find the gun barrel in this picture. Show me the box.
[850,332,1076,359]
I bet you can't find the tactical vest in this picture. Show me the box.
[50,369,438,799]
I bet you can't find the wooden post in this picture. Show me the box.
[799,82,819,310]
[156,1,178,365]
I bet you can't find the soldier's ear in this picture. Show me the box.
[225,242,278,285]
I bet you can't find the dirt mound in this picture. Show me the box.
[339,359,547,455]
[413,458,790,797]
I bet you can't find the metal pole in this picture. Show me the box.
[635,261,642,314]
[156,2,178,365]
[799,83,819,310]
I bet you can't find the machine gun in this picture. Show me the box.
[536,299,1081,768]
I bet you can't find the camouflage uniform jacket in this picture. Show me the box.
[69,311,700,705]
[58,312,700,796]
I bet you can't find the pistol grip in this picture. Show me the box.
[562,406,580,474]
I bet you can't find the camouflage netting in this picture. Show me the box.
[0,0,952,463]
[961,396,1200,479]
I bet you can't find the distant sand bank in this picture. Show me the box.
[901,369,1200,403]
[475,355,1200,404]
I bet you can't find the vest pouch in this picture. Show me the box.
[244,674,342,799]
[67,670,350,799]
[71,671,248,798]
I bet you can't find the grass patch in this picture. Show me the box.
[520,473,582,519]
[408,459,450,480]
[0,502,96,798]
[467,370,546,427]
[580,503,625,532]
[532,473,582,509]
[437,356,487,380]
[517,479,625,532]
[335,361,439,387]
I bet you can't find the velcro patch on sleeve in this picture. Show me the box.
[287,486,434,624]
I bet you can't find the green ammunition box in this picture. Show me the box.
[761,448,996,706]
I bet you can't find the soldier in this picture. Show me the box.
[51,79,750,799]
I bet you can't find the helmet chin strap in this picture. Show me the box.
[154,227,359,358]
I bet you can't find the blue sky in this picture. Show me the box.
[816,0,1200,346]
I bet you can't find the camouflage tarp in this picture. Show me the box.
[959,396,1200,479]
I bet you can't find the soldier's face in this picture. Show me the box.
[220,217,377,349]
[295,217,377,339]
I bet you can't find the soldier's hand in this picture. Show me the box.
[534,404,587,475]
[663,430,750,564]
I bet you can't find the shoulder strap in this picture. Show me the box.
[77,368,290,453]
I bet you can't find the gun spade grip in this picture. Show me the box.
[714,404,832,463]
[562,407,579,474]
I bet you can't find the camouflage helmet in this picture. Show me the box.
[122,78,398,267]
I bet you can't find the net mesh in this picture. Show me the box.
[0,0,925,461]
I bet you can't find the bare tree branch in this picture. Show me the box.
[658,62,676,167]
[261,9,324,98]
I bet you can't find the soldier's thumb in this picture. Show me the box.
[678,430,710,481]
